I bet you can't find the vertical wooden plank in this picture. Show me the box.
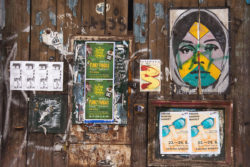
[228,0,248,166]
[82,0,105,35]
[242,3,250,167]
[27,0,56,167]
[106,0,128,35]
[1,0,30,166]
[132,0,149,166]
[227,0,245,166]
[148,0,166,99]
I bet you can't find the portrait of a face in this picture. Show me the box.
[170,9,229,93]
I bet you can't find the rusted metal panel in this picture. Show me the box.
[68,144,131,166]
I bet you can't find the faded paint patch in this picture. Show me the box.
[0,0,5,29]
[27,0,30,15]
[35,11,43,25]
[96,2,110,15]
[69,144,131,166]
[67,0,78,17]
[49,10,56,26]
[153,3,164,19]
[40,28,73,55]
[134,3,147,44]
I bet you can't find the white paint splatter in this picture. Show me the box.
[22,26,32,32]
[165,67,172,81]
[130,48,152,60]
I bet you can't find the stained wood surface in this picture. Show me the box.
[0,0,250,166]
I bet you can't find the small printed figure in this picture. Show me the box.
[105,86,112,98]
[26,64,35,89]
[106,49,113,61]
[52,64,62,89]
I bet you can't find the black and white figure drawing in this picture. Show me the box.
[10,62,22,89]
[10,61,64,91]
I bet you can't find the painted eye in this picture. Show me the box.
[205,44,219,52]
[179,45,195,54]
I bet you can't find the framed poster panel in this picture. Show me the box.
[70,36,133,124]
[148,100,233,166]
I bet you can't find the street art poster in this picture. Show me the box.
[10,61,63,91]
[140,59,161,92]
[72,39,130,124]
[159,111,220,154]
[28,95,67,134]
[169,9,229,94]
[160,112,189,154]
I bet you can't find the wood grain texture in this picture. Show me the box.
[1,0,30,166]
[131,0,149,166]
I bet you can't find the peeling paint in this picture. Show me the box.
[49,10,56,26]
[40,28,73,55]
[96,2,110,15]
[0,0,5,29]
[153,3,164,19]
[134,3,147,44]
[67,0,78,17]
[27,0,30,15]
[35,11,43,25]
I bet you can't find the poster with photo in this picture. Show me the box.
[160,112,189,154]
[140,59,161,92]
[10,61,63,91]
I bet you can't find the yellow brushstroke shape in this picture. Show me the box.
[141,65,160,90]
[178,54,221,80]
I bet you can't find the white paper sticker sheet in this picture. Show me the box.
[10,61,63,91]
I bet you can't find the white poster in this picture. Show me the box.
[10,61,63,91]
[159,111,220,155]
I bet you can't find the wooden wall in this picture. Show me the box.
[0,0,249,166]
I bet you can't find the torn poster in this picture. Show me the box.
[72,39,130,124]
[10,61,63,91]
[159,110,220,155]
[140,59,161,92]
[28,94,67,134]
[40,28,73,55]
[84,42,115,123]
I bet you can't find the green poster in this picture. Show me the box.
[85,80,113,120]
[86,42,114,79]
